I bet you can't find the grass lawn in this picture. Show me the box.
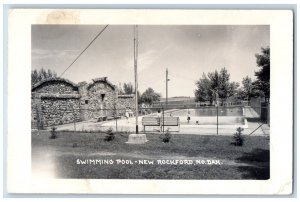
[32,130,269,180]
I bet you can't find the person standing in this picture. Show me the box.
[157,109,162,131]
[157,109,161,118]
[187,115,191,124]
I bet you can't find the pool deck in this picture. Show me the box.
[53,107,269,136]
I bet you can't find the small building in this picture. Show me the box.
[31,77,135,129]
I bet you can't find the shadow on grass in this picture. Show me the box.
[236,148,270,180]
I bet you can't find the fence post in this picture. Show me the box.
[116,118,118,132]
[217,104,219,135]
[114,105,118,132]
[73,107,76,131]
[162,107,165,133]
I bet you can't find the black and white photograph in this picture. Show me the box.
[31,24,270,180]
[6,9,293,194]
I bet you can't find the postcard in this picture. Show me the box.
[6,9,293,195]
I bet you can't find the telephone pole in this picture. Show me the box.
[166,68,170,109]
[126,25,148,144]
[134,25,139,134]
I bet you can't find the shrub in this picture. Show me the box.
[104,128,115,141]
[233,127,244,146]
[162,130,171,143]
[50,127,57,139]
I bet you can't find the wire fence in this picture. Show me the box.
[33,102,270,136]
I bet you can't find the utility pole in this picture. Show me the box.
[134,25,139,134]
[216,75,219,135]
[166,68,170,109]
[126,25,147,144]
[216,90,219,135]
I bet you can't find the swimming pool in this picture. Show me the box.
[146,107,246,126]
[167,107,244,117]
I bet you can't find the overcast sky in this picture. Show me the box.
[32,25,269,97]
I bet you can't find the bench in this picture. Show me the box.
[142,116,180,132]
[161,117,180,132]
[142,117,160,132]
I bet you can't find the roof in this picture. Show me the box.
[87,77,116,90]
[32,77,78,92]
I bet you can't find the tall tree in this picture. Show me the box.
[218,67,231,105]
[241,76,253,104]
[208,70,219,104]
[229,81,240,98]
[195,73,213,104]
[235,87,246,100]
[195,67,239,106]
[140,87,161,105]
[253,46,270,102]
[123,82,134,94]
[31,68,57,86]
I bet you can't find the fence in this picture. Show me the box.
[249,97,270,125]
[32,101,270,136]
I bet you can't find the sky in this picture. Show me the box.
[32,25,269,97]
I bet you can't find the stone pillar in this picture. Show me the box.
[78,82,90,121]
[31,93,43,129]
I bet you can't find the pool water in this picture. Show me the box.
[168,107,244,117]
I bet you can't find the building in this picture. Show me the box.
[31,77,135,129]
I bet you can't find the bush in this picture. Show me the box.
[162,130,171,143]
[104,128,115,141]
[232,127,244,146]
[50,127,57,139]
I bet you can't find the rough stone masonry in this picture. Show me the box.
[31,77,135,129]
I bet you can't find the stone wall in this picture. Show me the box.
[87,80,117,118]
[116,94,135,116]
[31,78,81,128]
[40,98,81,127]
[77,78,119,120]
[32,78,78,94]
[32,77,136,129]
[31,95,41,129]
[78,81,91,121]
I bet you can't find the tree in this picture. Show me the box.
[207,70,219,92]
[195,73,213,104]
[31,68,57,86]
[253,46,270,102]
[235,87,245,100]
[241,76,253,104]
[140,87,161,105]
[123,82,134,94]
[195,67,239,106]
[218,67,231,105]
[207,70,219,104]
[118,82,134,95]
[229,81,240,98]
